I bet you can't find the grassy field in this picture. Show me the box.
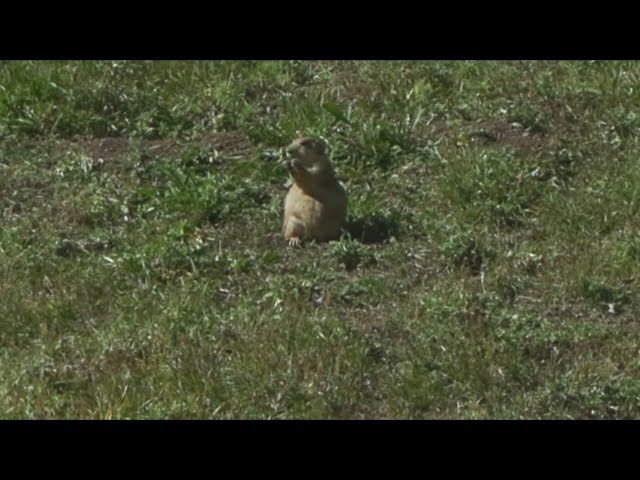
[1,60,639,419]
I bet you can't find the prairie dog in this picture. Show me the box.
[283,136,347,247]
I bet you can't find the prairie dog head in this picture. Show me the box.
[286,136,331,175]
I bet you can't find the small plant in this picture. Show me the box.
[578,278,631,309]
[338,277,387,304]
[326,236,378,271]
[508,104,548,134]
[440,232,491,276]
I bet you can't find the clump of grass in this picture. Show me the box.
[327,237,379,271]
[577,278,631,310]
[441,147,542,228]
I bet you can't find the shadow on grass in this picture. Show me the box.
[345,212,401,244]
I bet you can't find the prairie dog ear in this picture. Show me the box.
[313,138,327,155]
[299,136,327,155]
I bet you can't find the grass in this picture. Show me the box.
[1,60,640,419]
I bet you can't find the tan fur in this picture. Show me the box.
[283,136,347,246]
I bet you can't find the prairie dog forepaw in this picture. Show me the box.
[288,237,302,248]
[287,160,300,174]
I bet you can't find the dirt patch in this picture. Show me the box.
[196,131,254,156]
[420,118,545,151]
[139,131,254,160]
[47,131,255,169]
[69,137,131,165]
[467,119,545,150]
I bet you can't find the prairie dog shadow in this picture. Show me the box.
[345,212,400,244]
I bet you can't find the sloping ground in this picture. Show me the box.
[1,61,639,419]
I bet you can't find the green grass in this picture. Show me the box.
[1,60,640,418]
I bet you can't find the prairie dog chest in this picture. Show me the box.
[285,184,328,218]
